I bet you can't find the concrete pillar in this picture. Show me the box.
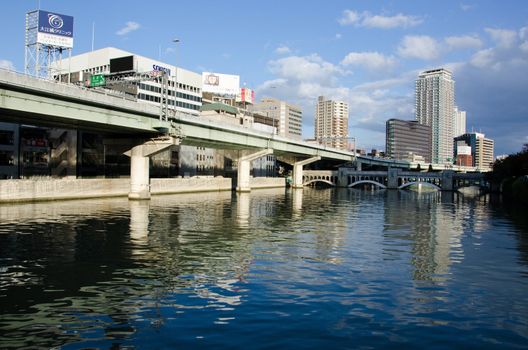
[236,149,273,192]
[337,168,349,187]
[292,156,321,189]
[387,167,400,189]
[126,137,180,200]
[441,170,454,191]
[129,145,151,200]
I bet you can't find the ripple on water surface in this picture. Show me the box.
[0,189,527,349]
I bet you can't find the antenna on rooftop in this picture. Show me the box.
[91,22,95,51]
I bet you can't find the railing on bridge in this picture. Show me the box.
[303,169,489,192]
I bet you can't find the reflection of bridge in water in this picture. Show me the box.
[303,169,489,192]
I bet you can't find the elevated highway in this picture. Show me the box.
[0,69,353,197]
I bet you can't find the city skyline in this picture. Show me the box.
[0,1,527,156]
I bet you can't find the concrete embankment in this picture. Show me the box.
[0,177,286,203]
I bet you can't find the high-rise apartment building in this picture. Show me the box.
[386,119,431,163]
[314,96,349,150]
[251,98,302,139]
[415,68,455,164]
[454,132,494,170]
[454,106,466,137]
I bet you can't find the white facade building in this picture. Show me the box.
[53,47,202,115]
[454,106,466,137]
[314,96,349,150]
[251,98,302,140]
[415,68,455,164]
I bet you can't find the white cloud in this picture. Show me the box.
[361,13,423,29]
[268,54,346,85]
[445,35,483,50]
[116,21,140,36]
[470,48,496,68]
[341,52,397,70]
[460,3,475,11]
[338,10,360,26]
[485,28,517,48]
[335,33,342,39]
[397,35,440,60]
[259,51,415,145]
[0,59,15,71]
[338,9,422,29]
[275,46,291,54]
[520,26,528,41]
[519,27,528,52]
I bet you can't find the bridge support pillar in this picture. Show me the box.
[387,168,401,189]
[236,149,274,192]
[127,137,180,200]
[441,171,454,191]
[292,156,321,189]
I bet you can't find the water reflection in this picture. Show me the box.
[0,188,527,349]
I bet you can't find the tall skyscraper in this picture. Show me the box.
[415,68,455,164]
[454,106,466,137]
[251,98,302,139]
[314,96,349,150]
[386,119,432,163]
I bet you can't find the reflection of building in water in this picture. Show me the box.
[289,188,350,264]
[147,192,254,306]
[383,191,466,281]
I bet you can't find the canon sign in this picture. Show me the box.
[153,65,171,76]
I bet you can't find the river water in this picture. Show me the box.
[0,188,527,349]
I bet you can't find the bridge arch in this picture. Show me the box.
[303,179,336,187]
[454,178,489,191]
[398,181,441,191]
[348,180,387,189]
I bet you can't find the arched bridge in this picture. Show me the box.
[303,169,489,191]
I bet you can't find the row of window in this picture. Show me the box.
[138,83,202,102]
[83,65,110,75]
[138,93,201,111]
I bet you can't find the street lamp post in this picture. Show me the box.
[172,38,180,117]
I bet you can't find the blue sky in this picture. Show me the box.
[1,1,527,156]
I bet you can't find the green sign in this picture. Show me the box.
[90,74,106,87]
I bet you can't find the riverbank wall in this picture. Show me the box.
[0,176,286,203]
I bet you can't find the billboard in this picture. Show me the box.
[457,145,472,156]
[202,72,239,97]
[110,56,135,73]
[37,10,74,48]
[237,87,255,104]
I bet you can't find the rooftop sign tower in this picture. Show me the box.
[25,9,74,80]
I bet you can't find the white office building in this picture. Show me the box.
[53,47,202,115]
[251,98,302,139]
[415,68,455,164]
